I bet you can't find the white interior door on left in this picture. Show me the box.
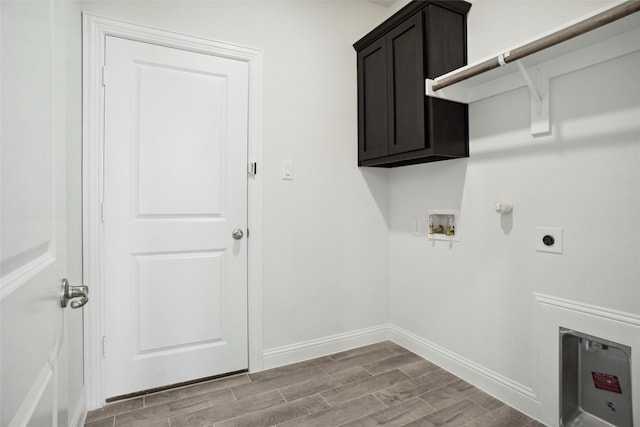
[1,0,85,426]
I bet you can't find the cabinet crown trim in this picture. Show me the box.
[353,0,471,52]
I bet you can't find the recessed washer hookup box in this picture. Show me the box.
[560,328,633,427]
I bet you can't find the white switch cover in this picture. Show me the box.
[413,218,422,236]
[282,161,294,180]
[536,227,563,254]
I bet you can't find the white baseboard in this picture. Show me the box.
[261,323,545,423]
[262,324,391,370]
[388,324,544,423]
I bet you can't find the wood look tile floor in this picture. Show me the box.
[85,342,546,427]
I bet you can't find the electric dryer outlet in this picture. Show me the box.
[536,227,563,254]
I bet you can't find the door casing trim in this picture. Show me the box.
[82,12,263,409]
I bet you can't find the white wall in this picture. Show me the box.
[76,1,640,422]
[466,0,614,62]
[80,0,392,351]
[389,0,640,423]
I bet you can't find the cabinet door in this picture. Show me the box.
[387,13,425,155]
[357,38,389,162]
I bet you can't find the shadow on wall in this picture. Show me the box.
[470,53,640,161]
[500,210,513,235]
[360,167,391,227]
[471,115,639,162]
[387,158,469,235]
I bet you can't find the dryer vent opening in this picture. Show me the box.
[560,328,633,427]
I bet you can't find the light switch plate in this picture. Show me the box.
[282,160,293,180]
[413,218,423,236]
[536,226,563,254]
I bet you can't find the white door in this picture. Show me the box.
[1,0,84,426]
[103,36,249,398]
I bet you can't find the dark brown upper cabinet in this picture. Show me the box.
[354,1,471,167]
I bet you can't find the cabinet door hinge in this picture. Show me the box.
[101,66,107,86]
[248,162,257,176]
[102,336,107,358]
[100,201,105,223]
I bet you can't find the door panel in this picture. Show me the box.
[136,64,225,217]
[135,251,225,352]
[104,36,249,398]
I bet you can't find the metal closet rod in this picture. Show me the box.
[431,1,640,92]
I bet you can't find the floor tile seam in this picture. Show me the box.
[327,344,386,362]
[417,372,460,394]
[162,391,243,425]
[329,348,397,368]
[415,378,473,404]
[240,373,326,398]
[359,364,375,376]
[84,414,113,425]
[88,417,115,427]
[334,397,388,427]
[410,367,444,380]
[124,387,238,422]
[318,369,379,398]
[322,379,413,407]
[142,381,249,411]
[411,395,438,412]
[254,365,329,386]
[210,396,304,427]
[394,373,417,387]
[143,374,251,403]
[320,368,409,401]
[87,400,145,423]
[230,386,239,401]
[442,398,489,427]
[457,410,491,427]
[318,391,332,408]
[468,388,507,413]
[370,374,417,406]
[370,392,390,408]
[317,362,331,375]
[337,398,425,427]
[276,388,288,403]
[363,361,423,377]
[278,384,331,403]
[371,369,433,408]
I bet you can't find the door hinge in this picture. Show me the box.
[102,336,107,357]
[248,162,257,176]
[101,66,107,86]
[100,201,105,223]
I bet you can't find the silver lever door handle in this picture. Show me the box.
[232,228,244,240]
[60,278,89,309]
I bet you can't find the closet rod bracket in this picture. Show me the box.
[515,61,550,136]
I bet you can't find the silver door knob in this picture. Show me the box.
[232,228,244,240]
[60,278,89,309]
